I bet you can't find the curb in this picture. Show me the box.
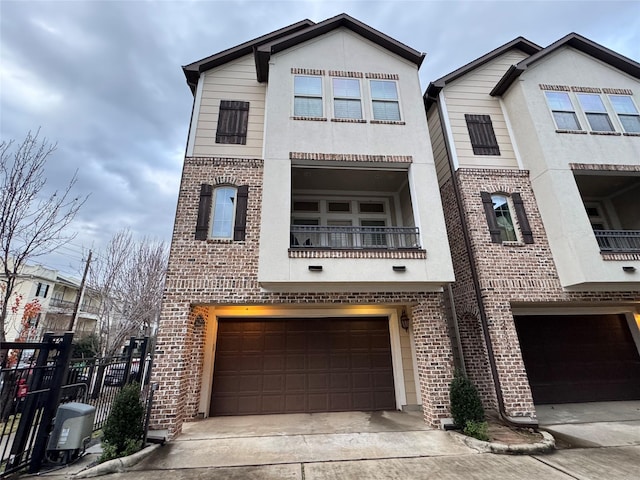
[74,444,161,478]
[455,431,555,454]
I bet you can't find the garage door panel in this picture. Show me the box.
[211,317,396,416]
[515,314,640,404]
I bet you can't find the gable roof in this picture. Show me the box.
[182,19,314,92]
[423,37,541,110]
[490,32,640,96]
[183,13,425,92]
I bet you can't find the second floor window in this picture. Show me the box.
[211,186,237,239]
[35,282,49,298]
[481,192,534,244]
[545,91,581,130]
[294,76,323,117]
[576,94,615,132]
[370,80,400,121]
[609,95,640,133]
[332,78,362,119]
[195,184,249,241]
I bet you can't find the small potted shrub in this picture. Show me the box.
[449,370,489,441]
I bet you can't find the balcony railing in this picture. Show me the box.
[594,230,640,253]
[49,298,100,315]
[290,225,420,250]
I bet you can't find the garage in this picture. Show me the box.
[515,314,640,404]
[210,317,396,416]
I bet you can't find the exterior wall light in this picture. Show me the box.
[400,309,410,331]
[308,265,323,272]
[392,265,406,272]
[622,266,636,273]
[194,315,205,327]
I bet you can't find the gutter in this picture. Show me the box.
[435,100,538,430]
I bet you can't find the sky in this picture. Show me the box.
[1,0,639,276]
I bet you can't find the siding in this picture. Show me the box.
[444,50,527,170]
[193,55,266,158]
[400,329,418,404]
[427,107,451,187]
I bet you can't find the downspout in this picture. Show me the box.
[434,98,538,429]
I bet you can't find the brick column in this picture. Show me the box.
[411,295,455,427]
[149,299,194,439]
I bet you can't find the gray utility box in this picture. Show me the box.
[47,402,96,454]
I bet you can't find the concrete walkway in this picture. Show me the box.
[537,400,640,447]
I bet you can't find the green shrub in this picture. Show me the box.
[463,420,489,441]
[99,382,144,462]
[449,370,485,429]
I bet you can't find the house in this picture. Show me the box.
[150,14,456,439]
[424,33,640,421]
[2,263,99,342]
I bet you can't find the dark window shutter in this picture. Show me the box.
[481,191,502,243]
[511,192,534,244]
[195,184,213,240]
[216,100,249,144]
[465,114,500,155]
[233,185,249,241]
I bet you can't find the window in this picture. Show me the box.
[545,91,581,130]
[294,76,323,117]
[195,184,249,241]
[584,202,609,230]
[609,95,640,133]
[216,100,249,144]
[481,192,533,244]
[332,78,362,119]
[35,282,49,298]
[370,80,400,121]
[464,114,500,155]
[577,94,615,132]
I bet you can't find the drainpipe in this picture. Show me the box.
[435,101,538,429]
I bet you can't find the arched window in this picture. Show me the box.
[492,194,517,242]
[211,186,237,239]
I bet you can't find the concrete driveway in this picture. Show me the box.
[537,400,640,447]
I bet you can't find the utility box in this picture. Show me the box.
[46,402,96,463]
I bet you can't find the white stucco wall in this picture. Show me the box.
[258,28,454,290]
[502,46,640,289]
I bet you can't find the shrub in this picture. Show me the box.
[449,370,485,429]
[99,382,144,462]
[463,419,489,441]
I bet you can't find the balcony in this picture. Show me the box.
[594,230,640,253]
[49,298,100,315]
[290,225,420,250]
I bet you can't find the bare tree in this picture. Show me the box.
[89,230,168,356]
[0,131,86,343]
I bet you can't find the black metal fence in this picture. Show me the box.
[290,225,421,250]
[0,335,152,477]
[594,230,640,253]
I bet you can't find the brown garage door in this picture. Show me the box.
[210,317,396,416]
[515,314,640,404]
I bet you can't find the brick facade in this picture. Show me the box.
[440,168,640,418]
[150,156,455,439]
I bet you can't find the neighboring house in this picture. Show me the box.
[2,263,99,342]
[424,33,640,421]
[151,14,456,439]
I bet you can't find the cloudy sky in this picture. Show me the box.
[1,0,639,275]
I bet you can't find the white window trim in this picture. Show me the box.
[576,93,616,132]
[293,75,324,118]
[210,186,237,240]
[544,91,582,131]
[608,94,640,133]
[331,77,363,120]
[369,79,402,122]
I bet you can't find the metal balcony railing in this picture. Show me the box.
[594,230,640,253]
[290,225,421,250]
[49,298,100,315]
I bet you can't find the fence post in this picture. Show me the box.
[28,332,74,473]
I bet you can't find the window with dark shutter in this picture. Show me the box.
[195,184,213,240]
[465,114,500,155]
[216,100,249,144]
[481,192,503,243]
[511,193,534,244]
